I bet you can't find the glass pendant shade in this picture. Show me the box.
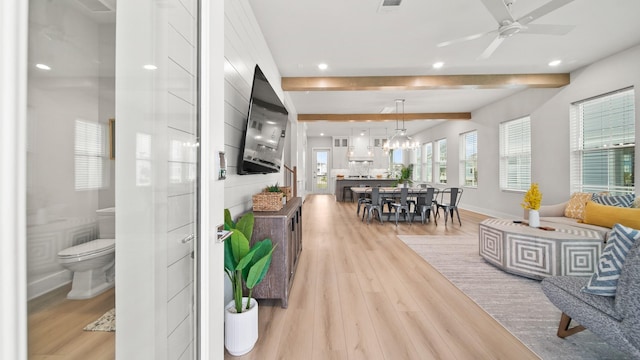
[386,99,418,150]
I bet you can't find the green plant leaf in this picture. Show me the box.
[236,212,254,241]
[229,230,250,265]
[224,237,237,273]
[224,208,235,229]
[246,245,276,289]
[240,239,273,282]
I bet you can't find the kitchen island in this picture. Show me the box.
[335,177,397,202]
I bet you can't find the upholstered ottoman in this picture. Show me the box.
[479,219,605,280]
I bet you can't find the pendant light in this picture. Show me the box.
[386,99,418,150]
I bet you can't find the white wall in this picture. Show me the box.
[116,0,199,358]
[224,0,301,217]
[413,44,640,218]
[223,0,303,305]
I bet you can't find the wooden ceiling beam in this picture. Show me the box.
[282,73,569,91]
[298,113,471,121]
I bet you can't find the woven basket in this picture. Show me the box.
[252,192,283,212]
[280,186,292,201]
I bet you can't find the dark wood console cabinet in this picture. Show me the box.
[251,197,302,308]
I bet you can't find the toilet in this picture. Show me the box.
[58,207,115,300]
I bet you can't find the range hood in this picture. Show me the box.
[348,154,374,162]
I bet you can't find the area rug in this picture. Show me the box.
[397,235,632,360]
[83,308,115,332]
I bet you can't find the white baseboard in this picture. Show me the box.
[28,270,72,300]
[459,204,520,220]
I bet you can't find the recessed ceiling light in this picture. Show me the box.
[35,63,51,70]
[143,64,158,70]
[548,60,562,67]
[318,63,328,70]
[320,133,324,136]
[432,61,444,69]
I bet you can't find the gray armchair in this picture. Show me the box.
[541,240,640,357]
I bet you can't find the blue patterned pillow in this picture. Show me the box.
[592,193,635,208]
[582,223,640,296]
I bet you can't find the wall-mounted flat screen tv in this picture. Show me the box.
[238,65,288,175]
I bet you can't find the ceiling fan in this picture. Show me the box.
[437,0,575,59]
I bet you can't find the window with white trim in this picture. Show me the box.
[500,116,531,191]
[423,142,433,183]
[460,131,478,187]
[390,149,404,178]
[435,138,447,184]
[75,119,106,190]
[570,88,635,195]
[412,146,422,182]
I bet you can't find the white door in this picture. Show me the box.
[116,1,200,358]
[2,1,224,359]
[312,148,331,193]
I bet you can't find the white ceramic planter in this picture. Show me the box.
[529,209,540,228]
[225,297,259,356]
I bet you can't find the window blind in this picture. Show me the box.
[423,142,433,183]
[460,130,478,187]
[413,147,422,182]
[435,138,447,184]
[499,117,531,191]
[75,119,106,190]
[570,88,635,194]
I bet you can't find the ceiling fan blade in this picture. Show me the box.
[478,36,505,59]
[437,30,497,48]
[479,0,515,24]
[517,0,575,25]
[520,23,574,36]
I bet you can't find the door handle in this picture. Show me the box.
[216,224,232,243]
[181,234,195,244]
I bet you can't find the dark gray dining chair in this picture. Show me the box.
[412,187,437,225]
[356,185,371,216]
[436,187,463,226]
[361,187,383,224]
[388,187,412,226]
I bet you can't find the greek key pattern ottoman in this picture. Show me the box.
[479,219,605,280]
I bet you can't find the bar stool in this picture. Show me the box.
[342,186,352,202]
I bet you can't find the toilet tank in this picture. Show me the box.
[96,207,115,239]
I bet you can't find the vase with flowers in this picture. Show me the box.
[521,183,542,227]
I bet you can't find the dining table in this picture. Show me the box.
[350,186,438,222]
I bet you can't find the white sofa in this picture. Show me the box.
[536,201,611,240]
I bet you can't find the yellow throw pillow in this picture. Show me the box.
[564,192,593,220]
[582,201,640,229]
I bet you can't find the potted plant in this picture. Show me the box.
[521,183,542,227]
[252,183,284,211]
[266,182,287,205]
[223,209,275,356]
[396,164,414,187]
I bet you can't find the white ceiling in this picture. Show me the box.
[248,0,640,137]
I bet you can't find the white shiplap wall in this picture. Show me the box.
[116,0,198,358]
[224,0,300,216]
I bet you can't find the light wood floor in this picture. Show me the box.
[28,194,539,359]
[227,194,539,360]
[28,285,115,359]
